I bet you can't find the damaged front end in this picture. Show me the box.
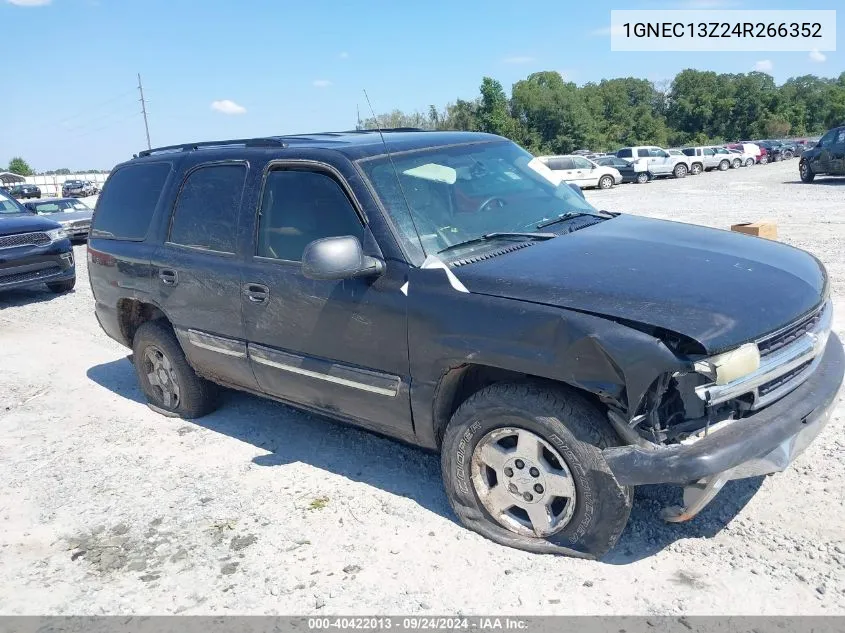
[602,300,844,522]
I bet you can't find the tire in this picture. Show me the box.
[598,175,614,190]
[440,382,633,559]
[636,171,649,184]
[745,158,754,167]
[673,163,687,178]
[799,160,815,183]
[690,162,703,175]
[718,159,730,171]
[132,320,218,419]
[732,158,741,169]
[784,150,794,160]
[46,277,75,293]
[759,155,768,165]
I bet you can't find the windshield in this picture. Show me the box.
[0,191,27,214]
[359,140,600,260]
[30,200,90,214]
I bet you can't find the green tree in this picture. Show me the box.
[477,77,520,140]
[7,157,33,176]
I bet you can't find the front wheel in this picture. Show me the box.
[690,162,703,175]
[440,383,633,558]
[673,163,687,178]
[47,277,75,293]
[799,160,816,183]
[132,320,219,419]
[598,175,614,190]
[732,158,741,169]
[718,159,730,171]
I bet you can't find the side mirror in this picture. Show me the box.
[567,182,585,199]
[301,235,384,281]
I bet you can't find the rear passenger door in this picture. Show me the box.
[545,157,577,182]
[151,161,259,391]
[239,164,413,438]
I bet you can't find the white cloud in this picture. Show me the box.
[210,99,246,115]
[312,79,332,88]
[339,51,349,59]
[754,59,773,72]
[809,49,826,63]
[7,0,52,5]
[502,56,535,64]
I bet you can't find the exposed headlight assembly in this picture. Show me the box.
[693,343,760,385]
[46,228,68,242]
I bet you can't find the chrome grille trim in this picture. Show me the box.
[0,232,51,249]
[696,300,832,410]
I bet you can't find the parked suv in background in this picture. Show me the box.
[616,146,690,179]
[799,125,845,182]
[681,147,722,174]
[62,179,94,197]
[9,184,42,199]
[0,189,76,293]
[537,155,622,189]
[88,130,843,559]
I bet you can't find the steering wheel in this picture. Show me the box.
[476,197,507,213]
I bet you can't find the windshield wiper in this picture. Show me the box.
[437,232,556,255]
[536,211,606,230]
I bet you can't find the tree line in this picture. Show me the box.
[2,158,107,177]
[362,69,845,155]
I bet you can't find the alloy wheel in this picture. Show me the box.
[471,427,577,538]
[142,345,181,408]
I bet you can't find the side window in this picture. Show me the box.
[168,164,246,253]
[681,148,695,157]
[256,170,364,262]
[704,148,715,156]
[91,162,171,240]
[636,148,649,158]
[572,157,592,169]
[617,148,632,158]
[545,158,566,171]
[651,148,668,158]
[818,130,836,148]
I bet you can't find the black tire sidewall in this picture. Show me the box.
[132,320,217,418]
[441,385,632,558]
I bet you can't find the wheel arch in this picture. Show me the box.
[117,297,170,347]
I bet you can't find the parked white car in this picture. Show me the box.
[537,155,623,189]
[680,147,723,174]
[616,146,691,179]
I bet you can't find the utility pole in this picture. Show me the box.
[356,104,361,130]
[137,73,151,150]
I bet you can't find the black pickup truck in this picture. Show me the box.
[87,130,843,558]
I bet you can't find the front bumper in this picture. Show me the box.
[603,333,844,487]
[0,240,75,291]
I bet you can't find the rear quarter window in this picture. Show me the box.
[617,148,632,158]
[91,162,171,240]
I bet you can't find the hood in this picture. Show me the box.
[47,210,93,223]
[453,214,826,354]
[0,214,62,236]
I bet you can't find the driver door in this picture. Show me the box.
[648,148,671,174]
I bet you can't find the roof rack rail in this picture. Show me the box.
[137,137,287,158]
[353,127,428,133]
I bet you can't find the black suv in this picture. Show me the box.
[88,131,843,558]
[799,126,845,183]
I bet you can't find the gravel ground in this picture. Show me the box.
[0,163,843,615]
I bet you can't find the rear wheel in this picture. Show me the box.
[732,158,741,169]
[690,162,703,175]
[799,160,815,183]
[47,277,75,293]
[598,175,614,190]
[441,383,633,558]
[132,320,218,418]
[718,159,730,171]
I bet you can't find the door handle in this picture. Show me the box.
[159,269,178,286]
[243,283,269,303]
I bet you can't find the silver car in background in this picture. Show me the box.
[23,197,94,242]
